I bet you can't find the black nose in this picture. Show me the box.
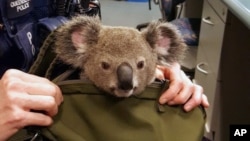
[117,63,133,91]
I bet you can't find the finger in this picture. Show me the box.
[167,72,194,105]
[23,95,58,117]
[201,94,210,108]
[183,87,203,112]
[159,81,182,104]
[167,84,193,105]
[23,82,63,106]
[3,69,49,83]
[156,65,171,79]
[155,68,165,80]
[2,70,63,105]
[12,81,63,106]
[20,111,53,127]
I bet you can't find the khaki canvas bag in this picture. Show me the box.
[26,32,206,141]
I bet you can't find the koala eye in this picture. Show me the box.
[101,62,110,70]
[137,61,144,69]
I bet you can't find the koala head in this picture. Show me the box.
[54,16,186,97]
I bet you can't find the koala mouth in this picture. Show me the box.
[110,87,137,97]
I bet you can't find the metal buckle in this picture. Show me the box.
[30,132,40,141]
[0,24,3,30]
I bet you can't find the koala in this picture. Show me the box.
[54,15,187,97]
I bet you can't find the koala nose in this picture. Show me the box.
[117,63,133,91]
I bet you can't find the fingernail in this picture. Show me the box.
[184,105,192,112]
[168,101,175,105]
[159,98,168,104]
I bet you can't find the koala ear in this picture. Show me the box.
[54,15,101,68]
[141,21,187,66]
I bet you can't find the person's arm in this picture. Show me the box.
[155,63,209,112]
[0,69,63,141]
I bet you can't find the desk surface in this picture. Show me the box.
[222,0,250,29]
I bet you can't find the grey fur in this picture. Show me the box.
[54,15,187,97]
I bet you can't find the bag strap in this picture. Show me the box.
[28,31,57,77]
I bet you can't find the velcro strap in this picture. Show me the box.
[38,16,68,32]
[6,0,33,19]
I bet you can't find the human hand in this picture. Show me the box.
[155,64,209,112]
[0,69,63,141]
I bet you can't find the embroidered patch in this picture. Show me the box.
[6,0,33,19]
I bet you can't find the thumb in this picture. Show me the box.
[155,67,165,80]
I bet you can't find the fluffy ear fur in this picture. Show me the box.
[141,21,187,66]
[54,16,101,68]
